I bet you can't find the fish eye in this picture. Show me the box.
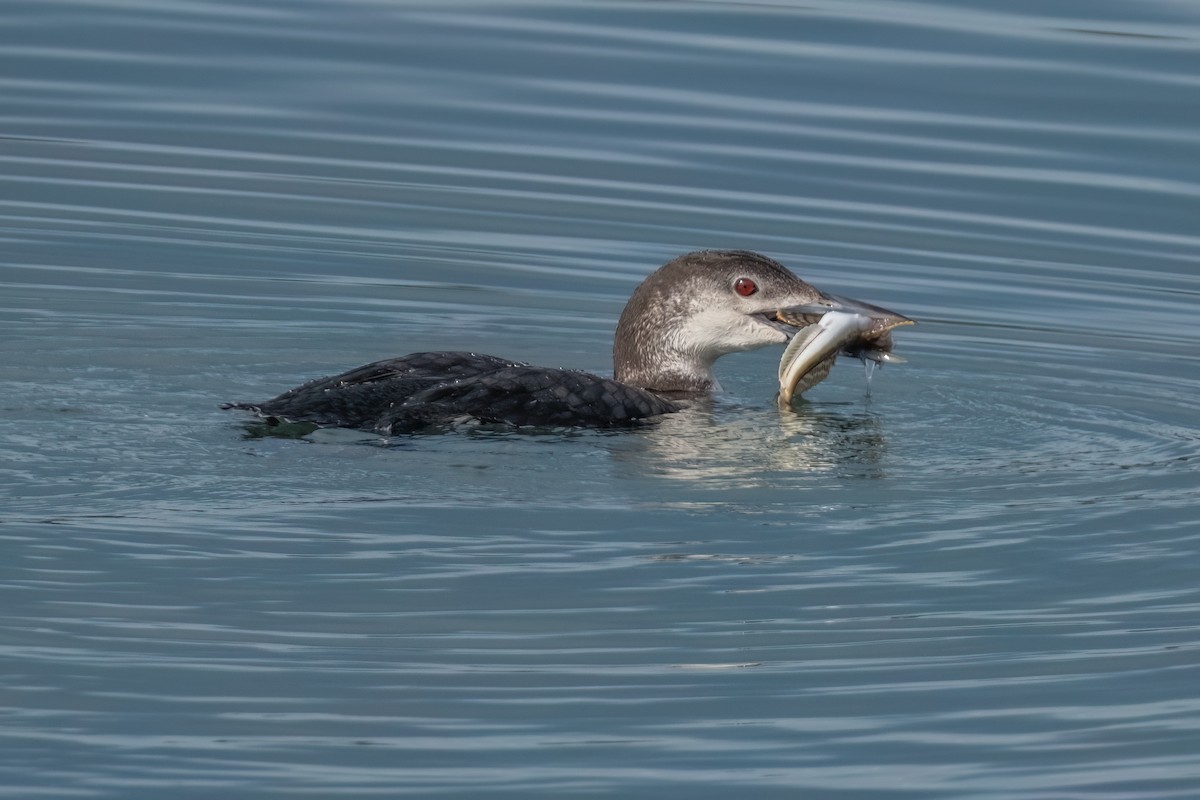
[733,277,758,297]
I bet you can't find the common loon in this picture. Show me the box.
[223,250,908,433]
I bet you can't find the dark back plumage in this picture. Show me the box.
[223,351,677,433]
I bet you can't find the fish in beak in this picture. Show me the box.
[776,294,914,405]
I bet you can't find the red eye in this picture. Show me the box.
[734,277,758,297]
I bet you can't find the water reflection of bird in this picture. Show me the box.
[224,250,902,434]
[611,398,890,487]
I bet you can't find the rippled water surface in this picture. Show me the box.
[3,1,1199,797]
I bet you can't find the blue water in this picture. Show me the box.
[2,1,1199,797]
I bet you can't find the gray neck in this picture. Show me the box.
[612,273,715,393]
[614,356,715,394]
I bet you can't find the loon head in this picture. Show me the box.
[613,250,834,392]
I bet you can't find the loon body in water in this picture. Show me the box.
[223,250,908,433]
